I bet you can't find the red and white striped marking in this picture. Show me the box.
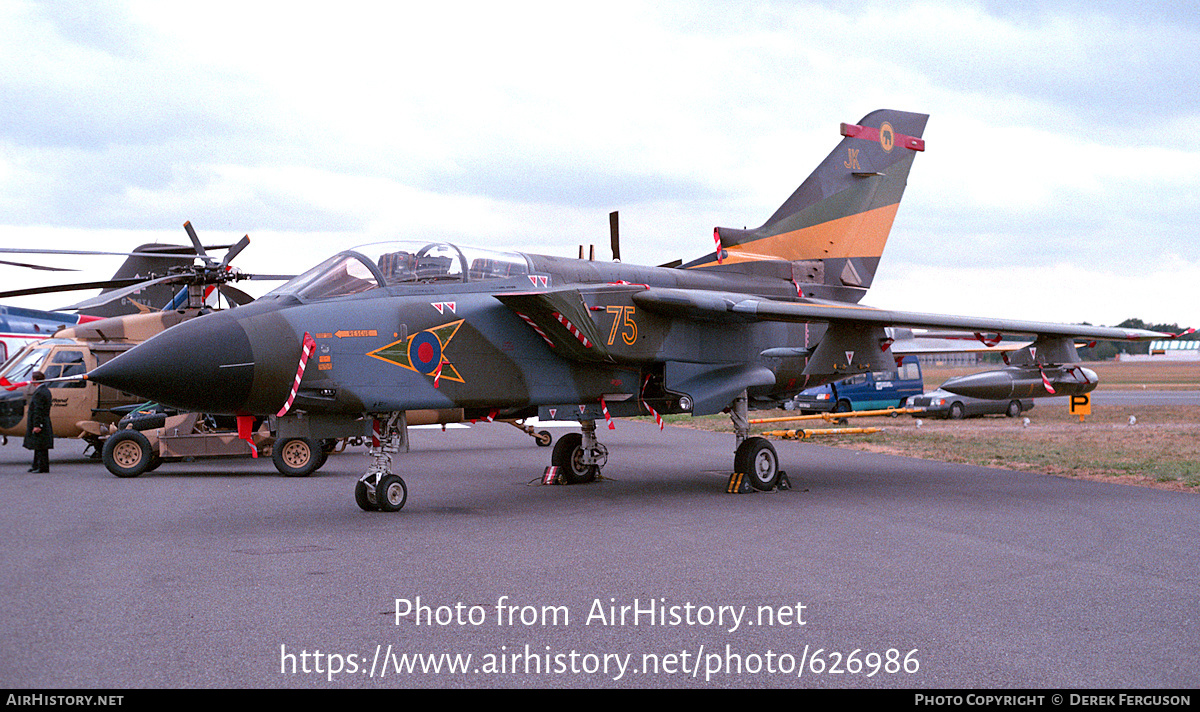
[552,312,591,348]
[641,375,663,430]
[600,397,615,430]
[276,332,317,417]
[713,228,723,264]
[1039,367,1057,395]
[514,311,556,348]
[1,376,27,391]
[643,400,663,430]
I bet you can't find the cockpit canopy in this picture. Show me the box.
[270,241,531,301]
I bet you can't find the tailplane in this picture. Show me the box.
[684,109,928,303]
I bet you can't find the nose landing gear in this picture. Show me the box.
[356,412,410,512]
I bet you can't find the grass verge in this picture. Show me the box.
[658,404,1200,492]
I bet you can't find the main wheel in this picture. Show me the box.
[376,474,408,512]
[735,436,780,491]
[273,437,321,477]
[1006,400,1022,418]
[103,429,155,478]
[354,479,377,511]
[551,432,598,484]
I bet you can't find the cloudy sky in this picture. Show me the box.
[2,0,1197,329]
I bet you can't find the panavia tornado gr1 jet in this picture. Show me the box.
[86,110,1168,511]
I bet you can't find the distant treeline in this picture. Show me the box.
[1076,319,1184,361]
[971,319,1185,363]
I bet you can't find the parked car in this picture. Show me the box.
[790,355,924,414]
[908,388,1034,420]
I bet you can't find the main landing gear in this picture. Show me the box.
[355,412,409,512]
[549,419,607,484]
[729,390,784,491]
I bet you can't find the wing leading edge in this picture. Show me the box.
[630,288,1168,342]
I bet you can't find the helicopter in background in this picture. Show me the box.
[0,224,289,458]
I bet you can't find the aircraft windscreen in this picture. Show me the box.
[271,241,530,300]
[0,344,53,382]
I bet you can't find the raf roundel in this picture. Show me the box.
[408,331,443,375]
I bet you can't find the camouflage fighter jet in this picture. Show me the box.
[85,110,1169,511]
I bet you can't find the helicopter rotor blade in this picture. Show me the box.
[218,235,250,270]
[0,278,150,300]
[182,221,215,265]
[0,247,226,259]
[55,275,190,312]
[240,273,296,281]
[0,258,79,272]
[218,284,256,306]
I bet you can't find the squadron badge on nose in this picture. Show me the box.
[368,320,465,385]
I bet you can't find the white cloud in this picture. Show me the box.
[870,256,1200,329]
[1,0,1197,329]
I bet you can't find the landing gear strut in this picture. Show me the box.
[356,412,409,511]
[502,418,553,447]
[729,389,782,491]
[550,419,607,484]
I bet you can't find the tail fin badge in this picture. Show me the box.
[840,122,926,152]
[879,122,895,152]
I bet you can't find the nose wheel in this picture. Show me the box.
[356,412,410,512]
[377,475,408,511]
[355,478,377,510]
[356,468,411,513]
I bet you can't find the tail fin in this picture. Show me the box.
[684,109,928,303]
[88,244,205,318]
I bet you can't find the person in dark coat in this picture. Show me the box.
[23,371,53,473]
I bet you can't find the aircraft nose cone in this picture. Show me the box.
[89,313,255,414]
